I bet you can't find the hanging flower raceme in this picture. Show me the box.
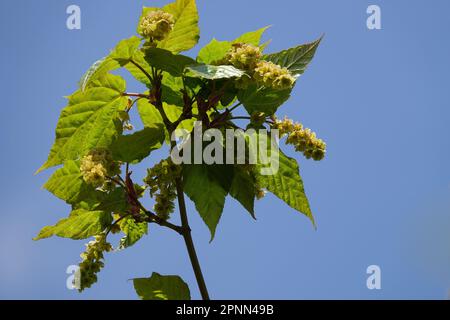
[80,149,120,188]
[144,158,181,220]
[76,234,112,292]
[254,61,296,90]
[139,10,175,41]
[272,117,326,161]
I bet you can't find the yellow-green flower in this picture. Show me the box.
[144,158,181,220]
[139,10,175,41]
[76,234,112,292]
[80,149,120,187]
[224,43,262,71]
[254,61,296,90]
[273,117,326,161]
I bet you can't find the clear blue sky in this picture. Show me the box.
[0,0,449,299]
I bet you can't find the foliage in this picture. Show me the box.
[35,0,324,300]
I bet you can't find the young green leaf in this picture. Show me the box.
[232,26,270,46]
[38,73,128,173]
[264,36,322,78]
[34,209,112,240]
[110,126,165,163]
[185,64,245,80]
[183,164,234,240]
[118,216,148,249]
[133,272,190,300]
[197,39,232,64]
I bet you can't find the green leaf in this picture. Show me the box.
[80,36,151,89]
[259,149,315,225]
[43,160,101,206]
[137,98,195,141]
[144,48,196,77]
[160,0,200,53]
[95,187,129,213]
[233,26,270,46]
[38,73,128,173]
[186,64,245,80]
[137,97,163,128]
[118,216,148,249]
[197,27,269,64]
[140,0,199,54]
[161,73,184,106]
[237,84,291,115]
[133,272,190,300]
[33,209,112,240]
[110,126,164,163]
[229,166,256,218]
[197,39,232,64]
[183,164,233,240]
[264,36,322,78]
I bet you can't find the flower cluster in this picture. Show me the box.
[272,117,326,161]
[254,61,296,90]
[224,43,262,71]
[144,158,181,220]
[76,234,112,292]
[139,10,175,41]
[80,149,120,188]
[222,43,296,90]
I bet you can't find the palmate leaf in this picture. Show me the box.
[80,36,152,90]
[258,148,315,226]
[183,164,234,241]
[38,73,128,173]
[33,209,112,240]
[264,36,323,78]
[185,64,245,80]
[197,26,270,64]
[110,125,165,164]
[133,272,190,300]
[139,0,200,54]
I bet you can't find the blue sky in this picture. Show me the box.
[0,0,449,299]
